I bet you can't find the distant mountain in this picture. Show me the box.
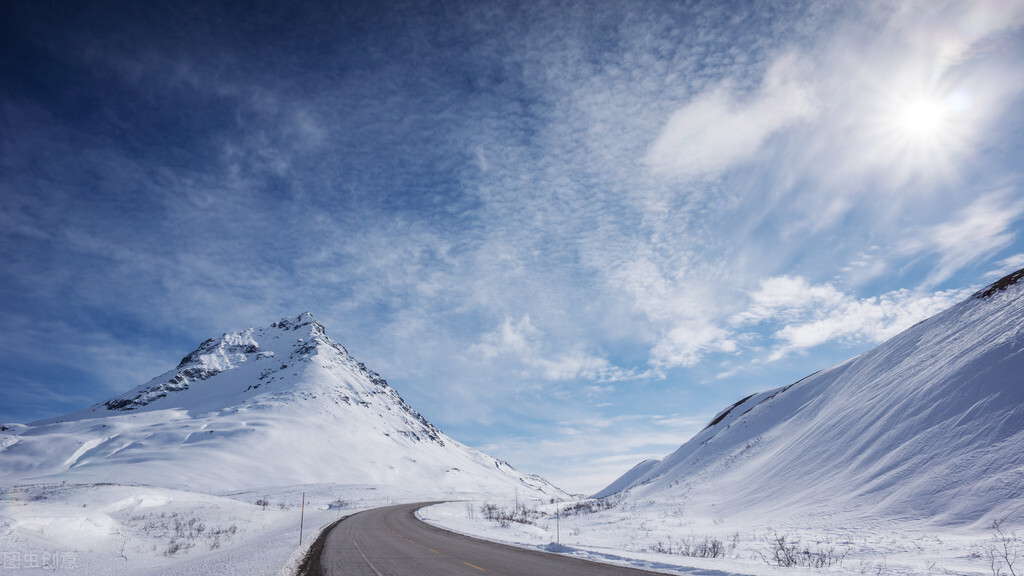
[0,313,565,498]
[597,269,1024,527]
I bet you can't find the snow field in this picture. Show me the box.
[423,498,1022,576]
[1,482,327,575]
[0,482,534,575]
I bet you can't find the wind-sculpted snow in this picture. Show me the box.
[600,267,1024,527]
[0,313,564,499]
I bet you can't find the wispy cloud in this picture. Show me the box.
[887,0,1024,68]
[986,254,1024,279]
[900,189,1024,288]
[645,54,818,178]
[469,316,650,383]
[3,1,1024,489]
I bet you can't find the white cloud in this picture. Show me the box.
[468,316,644,383]
[888,0,1024,68]
[469,316,540,360]
[534,353,616,383]
[650,322,736,369]
[645,53,817,178]
[733,275,974,361]
[769,288,972,360]
[610,256,738,369]
[985,254,1024,279]
[900,189,1024,287]
[732,275,847,326]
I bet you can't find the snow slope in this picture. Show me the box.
[0,313,564,499]
[598,268,1024,528]
[418,270,1024,576]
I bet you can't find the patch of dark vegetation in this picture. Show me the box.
[557,496,619,515]
[480,503,544,527]
[104,398,137,411]
[975,268,1024,299]
[739,372,817,419]
[704,393,757,430]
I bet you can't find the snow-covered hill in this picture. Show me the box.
[0,313,564,499]
[598,268,1024,528]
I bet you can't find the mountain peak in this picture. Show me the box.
[103,312,350,412]
[270,311,323,334]
[2,314,567,498]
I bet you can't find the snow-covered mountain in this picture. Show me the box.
[597,268,1024,527]
[0,313,564,498]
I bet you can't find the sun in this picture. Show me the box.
[868,83,973,180]
[894,97,948,142]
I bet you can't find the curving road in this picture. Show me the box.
[318,502,667,576]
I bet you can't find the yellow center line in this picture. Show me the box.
[463,561,486,571]
[429,549,440,555]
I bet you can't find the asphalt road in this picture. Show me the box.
[318,502,667,576]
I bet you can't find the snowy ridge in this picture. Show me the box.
[599,268,1024,527]
[0,313,563,498]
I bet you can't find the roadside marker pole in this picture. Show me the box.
[299,491,306,546]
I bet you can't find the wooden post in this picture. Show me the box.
[299,491,305,546]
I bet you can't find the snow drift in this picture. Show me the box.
[597,268,1024,527]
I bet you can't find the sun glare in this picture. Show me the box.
[871,84,974,180]
[895,98,947,141]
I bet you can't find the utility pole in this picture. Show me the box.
[299,491,306,546]
[556,502,560,545]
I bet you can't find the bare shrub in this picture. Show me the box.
[647,535,729,558]
[164,538,195,556]
[479,502,542,528]
[989,520,1020,576]
[761,532,847,568]
[127,511,239,557]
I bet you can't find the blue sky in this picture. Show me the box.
[2,0,1023,494]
